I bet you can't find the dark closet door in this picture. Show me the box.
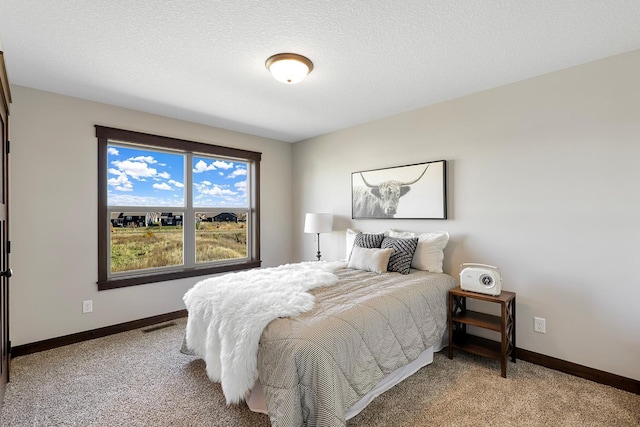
[0,47,12,404]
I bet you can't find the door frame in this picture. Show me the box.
[0,44,12,404]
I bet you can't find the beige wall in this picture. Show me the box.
[8,49,640,382]
[8,86,293,346]
[292,49,640,381]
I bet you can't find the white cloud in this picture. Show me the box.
[169,179,184,188]
[234,181,247,190]
[193,160,214,173]
[108,170,133,191]
[193,159,234,173]
[213,160,234,170]
[108,147,119,156]
[111,159,157,180]
[199,184,236,197]
[228,166,247,179]
[158,171,171,179]
[153,182,173,191]
[108,194,184,207]
[130,155,157,164]
[194,181,212,193]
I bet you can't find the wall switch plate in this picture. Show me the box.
[82,300,93,314]
[534,316,546,333]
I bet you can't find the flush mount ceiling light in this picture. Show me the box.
[265,53,314,84]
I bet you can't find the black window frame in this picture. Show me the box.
[96,125,261,291]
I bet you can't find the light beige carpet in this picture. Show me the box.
[1,318,638,426]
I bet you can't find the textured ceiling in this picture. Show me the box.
[1,1,640,143]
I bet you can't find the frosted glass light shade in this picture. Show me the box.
[266,53,313,84]
[304,213,332,234]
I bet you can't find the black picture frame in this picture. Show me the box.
[351,160,447,219]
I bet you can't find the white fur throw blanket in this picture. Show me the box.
[183,261,345,404]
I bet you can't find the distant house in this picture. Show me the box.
[160,212,183,226]
[110,212,124,227]
[111,212,149,228]
[212,212,238,223]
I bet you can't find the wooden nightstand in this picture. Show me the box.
[447,287,516,378]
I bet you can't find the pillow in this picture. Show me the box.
[347,246,393,274]
[345,228,388,260]
[388,230,449,273]
[381,236,419,274]
[354,232,385,249]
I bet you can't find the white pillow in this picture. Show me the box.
[347,246,393,274]
[345,228,359,260]
[387,230,449,273]
[345,228,390,260]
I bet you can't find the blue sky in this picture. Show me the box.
[107,145,248,208]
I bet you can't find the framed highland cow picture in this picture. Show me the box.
[351,160,447,219]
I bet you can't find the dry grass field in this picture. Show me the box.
[110,221,247,273]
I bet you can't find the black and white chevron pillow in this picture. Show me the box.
[381,237,419,274]
[354,232,384,249]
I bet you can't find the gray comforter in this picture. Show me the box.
[257,267,457,427]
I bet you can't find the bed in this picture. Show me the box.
[183,230,455,427]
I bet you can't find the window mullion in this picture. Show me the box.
[184,153,195,268]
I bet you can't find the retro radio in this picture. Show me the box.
[460,263,502,296]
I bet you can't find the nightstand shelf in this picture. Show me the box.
[451,310,503,332]
[448,287,516,378]
[450,334,502,359]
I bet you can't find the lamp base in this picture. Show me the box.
[316,233,322,261]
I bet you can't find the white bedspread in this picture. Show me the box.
[183,261,345,403]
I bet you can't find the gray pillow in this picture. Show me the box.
[354,232,384,249]
[381,236,418,274]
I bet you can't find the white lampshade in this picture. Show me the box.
[265,53,314,84]
[304,213,332,234]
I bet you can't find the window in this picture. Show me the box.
[96,126,261,290]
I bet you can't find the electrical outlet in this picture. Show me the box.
[534,317,546,333]
[82,300,93,314]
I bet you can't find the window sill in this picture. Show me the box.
[97,260,262,291]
